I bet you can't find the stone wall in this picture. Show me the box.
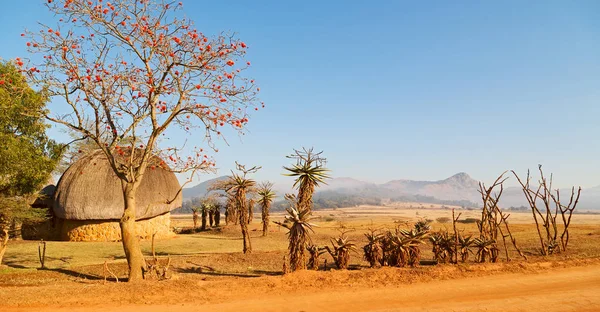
[23,213,173,242]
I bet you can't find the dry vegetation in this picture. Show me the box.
[1,207,600,310]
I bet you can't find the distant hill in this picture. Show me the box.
[380,172,480,202]
[179,173,600,212]
[181,176,229,201]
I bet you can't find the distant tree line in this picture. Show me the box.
[390,195,478,209]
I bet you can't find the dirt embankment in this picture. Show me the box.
[3,261,600,312]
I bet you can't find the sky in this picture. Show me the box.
[1,0,599,189]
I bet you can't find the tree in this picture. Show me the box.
[256,181,275,236]
[284,148,329,213]
[227,163,260,254]
[0,61,61,265]
[213,202,221,226]
[512,166,581,255]
[247,197,255,224]
[275,202,315,271]
[21,1,261,281]
[191,206,199,230]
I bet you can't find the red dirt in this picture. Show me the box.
[3,263,600,312]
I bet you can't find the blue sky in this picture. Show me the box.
[1,1,599,188]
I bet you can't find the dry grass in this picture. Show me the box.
[1,206,600,308]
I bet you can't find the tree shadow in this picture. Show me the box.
[40,267,102,280]
[40,267,127,282]
[175,265,282,278]
[187,235,242,241]
[3,262,28,269]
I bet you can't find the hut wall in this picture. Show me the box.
[21,218,63,241]
[60,213,173,242]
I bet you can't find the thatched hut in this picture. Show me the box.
[25,150,181,242]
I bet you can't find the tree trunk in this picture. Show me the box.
[120,183,146,282]
[209,210,214,227]
[262,204,269,237]
[192,211,199,229]
[0,229,9,265]
[214,208,221,226]
[201,209,207,230]
[247,199,254,224]
[239,193,252,254]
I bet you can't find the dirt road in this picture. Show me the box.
[6,264,600,312]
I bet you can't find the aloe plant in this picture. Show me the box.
[275,204,316,271]
[283,148,330,213]
[257,182,276,237]
[306,244,326,270]
[363,230,383,268]
[325,232,357,269]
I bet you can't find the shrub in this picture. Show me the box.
[436,217,451,224]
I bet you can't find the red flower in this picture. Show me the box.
[240,42,247,48]
[226,60,235,66]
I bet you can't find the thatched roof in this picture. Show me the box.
[53,150,182,220]
[31,184,56,208]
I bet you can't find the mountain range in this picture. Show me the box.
[181,173,600,211]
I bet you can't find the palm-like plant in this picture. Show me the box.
[473,237,496,263]
[325,232,357,269]
[363,230,383,268]
[227,162,260,254]
[275,204,316,271]
[283,148,330,213]
[429,230,455,263]
[257,182,276,237]
[380,228,425,267]
[399,229,426,266]
[247,197,255,224]
[458,234,475,262]
[414,219,432,234]
[306,244,325,270]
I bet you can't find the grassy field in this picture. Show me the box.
[3,206,600,273]
[1,206,600,310]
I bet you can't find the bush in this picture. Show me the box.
[436,217,451,224]
[457,218,479,224]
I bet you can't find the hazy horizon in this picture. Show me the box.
[2,0,599,189]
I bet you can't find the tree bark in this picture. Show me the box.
[262,204,270,237]
[0,229,9,265]
[239,193,252,254]
[214,208,221,226]
[201,209,207,230]
[209,210,214,227]
[120,183,146,282]
[247,199,254,224]
[192,211,199,229]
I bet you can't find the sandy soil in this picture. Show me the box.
[4,263,599,312]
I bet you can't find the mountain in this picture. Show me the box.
[320,177,376,191]
[380,172,480,202]
[180,173,600,211]
[181,176,229,200]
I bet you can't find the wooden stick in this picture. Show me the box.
[104,261,119,283]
